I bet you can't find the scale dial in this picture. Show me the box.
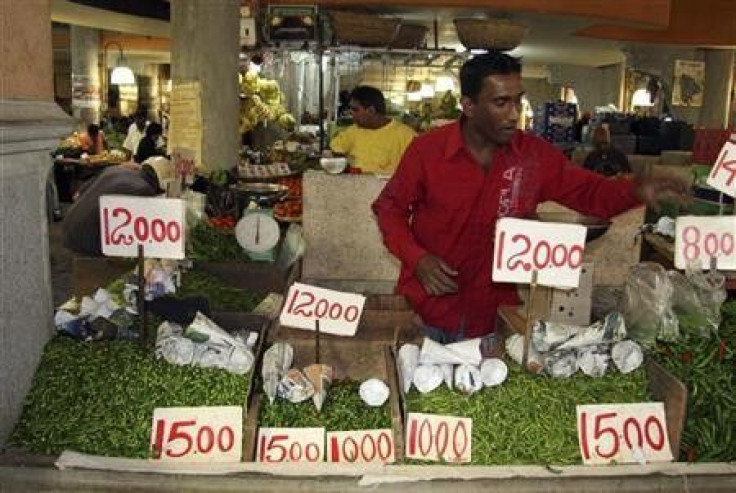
[235,212,280,253]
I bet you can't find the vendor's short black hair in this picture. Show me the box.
[460,51,522,101]
[350,85,386,114]
[87,124,100,136]
[146,122,163,137]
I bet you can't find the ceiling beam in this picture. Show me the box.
[51,0,170,37]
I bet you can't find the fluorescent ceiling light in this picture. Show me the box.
[111,65,135,85]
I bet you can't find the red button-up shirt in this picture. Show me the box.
[372,121,640,337]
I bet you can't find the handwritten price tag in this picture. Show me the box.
[172,147,196,184]
[577,402,672,466]
[405,412,472,463]
[150,406,242,463]
[257,427,325,463]
[279,282,366,337]
[100,195,185,259]
[706,141,736,198]
[493,217,587,288]
[327,429,395,464]
[674,215,736,270]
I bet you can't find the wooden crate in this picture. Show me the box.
[242,341,404,463]
[497,305,687,458]
[72,255,137,298]
[194,258,300,296]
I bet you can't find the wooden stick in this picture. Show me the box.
[137,244,146,346]
[315,318,321,365]
[522,271,539,371]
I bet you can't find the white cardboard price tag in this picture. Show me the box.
[405,412,472,463]
[279,282,366,337]
[172,147,196,184]
[577,402,672,466]
[327,429,395,464]
[706,141,736,198]
[674,215,736,270]
[150,406,242,463]
[492,217,587,288]
[100,195,186,259]
[257,427,325,463]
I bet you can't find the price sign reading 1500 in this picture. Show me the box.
[492,217,587,289]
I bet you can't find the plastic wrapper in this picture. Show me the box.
[419,337,482,366]
[532,312,626,353]
[611,340,644,374]
[304,364,333,412]
[277,369,315,403]
[623,262,679,346]
[262,342,294,404]
[397,344,419,393]
[440,363,454,390]
[192,342,254,375]
[359,378,390,407]
[505,334,544,374]
[576,344,610,377]
[480,358,508,387]
[413,364,444,394]
[78,289,120,321]
[544,349,578,378]
[454,364,482,395]
[670,267,727,338]
[155,321,195,366]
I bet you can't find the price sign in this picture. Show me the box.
[327,429,395,464]
[405,412,472,463]
[706,141,736,198]
[279,282,366,337]
[674,215,736,270]
[492,217,587,288]
[172,147,196,184]
[150,406,242,463]
[100,195,186,259]
[577,402,672,465]
[257,427,325,463]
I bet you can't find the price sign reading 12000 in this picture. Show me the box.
[100,195,186,259]
[492,217,587,289]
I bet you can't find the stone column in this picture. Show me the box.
[698,49,735,129]
[0,0,74,445]
[171,0,240,171]
[70,25,101,127]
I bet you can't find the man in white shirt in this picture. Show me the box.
[122,112,147,156]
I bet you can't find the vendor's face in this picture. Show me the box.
[462,73,523,146]
[349,100,374,128]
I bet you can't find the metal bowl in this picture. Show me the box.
[235,182,289,209]
[534,212,612,243]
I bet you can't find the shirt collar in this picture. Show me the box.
[444,118,524,160]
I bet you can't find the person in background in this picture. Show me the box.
[337,89,352,121]
[79,124,108,155]
[330,85,416,174]
[372,51,687,357]
[123,111,147,156]
[134,123,166,164]
[583,125,632,177]
[63,159,172,256]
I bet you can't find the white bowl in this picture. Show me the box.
[320,157,348,174]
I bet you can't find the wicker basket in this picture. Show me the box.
[329,10,400,47]
[390,23,428,49]
[453,18,527,51]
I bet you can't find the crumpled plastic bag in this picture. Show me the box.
[419,337,482,366]
[413,364,444,394]
[505,334,544,374]
[454,364,482,395]
[277,369,315,403]
[262,342,294,404]
[576,344,610,377]
[670,266,727,338]
[611,340,644,374]
[533,312,627,353]
[359,379,390,407]
[544,349,578,378]
[397,344,420,393]
[623,262,679,346]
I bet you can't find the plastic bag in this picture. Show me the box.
[670,266,726,338]
[622,262,678,346]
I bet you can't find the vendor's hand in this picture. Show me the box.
[634,174,691,211]
[415,255,458,296]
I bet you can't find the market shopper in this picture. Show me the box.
[372,52,687,354]
[123,111,147,156]
[63,159,172,256]
[134,123,166,164]
[79,124,108,155]
[330,85,416,174]
[583,125,632,177]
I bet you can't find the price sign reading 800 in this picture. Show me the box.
[492,217,587,289]
[100,195,186,259]
[674,216,736,270]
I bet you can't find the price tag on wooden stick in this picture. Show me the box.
[256,427,325,463]
[674,215,736,270]
[279,282,366,337]
[405,412,472,463]
[150,406,242,463]
[577,402,672,465]
[327,429,395,464]
[493,217,587,288]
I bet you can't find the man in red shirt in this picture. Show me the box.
[372,52,686,355]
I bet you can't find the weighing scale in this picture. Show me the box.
[234,182,288,261]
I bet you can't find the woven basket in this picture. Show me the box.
[390,23,428,49]
[453,18,527,51]
[329,10,400,47]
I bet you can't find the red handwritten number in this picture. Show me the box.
[103,208,111,246]
[167,221,182,242]
[533,240,551,270]
[344,305,360,322]
[496,231,506,270]
[704,232,719,257]
[645,416,665,451]
[152,419,166,458]
[151,218,166,242]
[292,292,315,317]
[580,412,591,460]
[623,417,643,451]
[110,207,133,245]
[377,432,393,461]
[286,288,300,314]
[722,233,735,255]
[289,442,302,461]
[593,412,620,459]
[408,417,417,455]
[551,244,567,267]
[711,149,736,187]
[361,433,376,462]
[507,234,532,271]
[134,216,149,242]
[682,226,701,262]
[218,426,234,452]
[263,434,288,462]
[452,420,469,460]
[329,303,343,320]
[435,421,449,457]
[342,437,358,462]
[314,298,329,318]
[197,426,215,454]
[165,420,196,458]
[305,443,321,462]
[418,419,432,457]
[568,245,584,269]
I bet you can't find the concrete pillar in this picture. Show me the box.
[0,0,74,446]
[698,49,735,129]
[70,26,101,127]
[171,0,240,171]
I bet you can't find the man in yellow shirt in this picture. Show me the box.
[330,86,416,174]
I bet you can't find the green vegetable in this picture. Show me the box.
[187,222,252,263]
[406,363,650,465]
[10,336,249,458]
[259,381,392,431]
